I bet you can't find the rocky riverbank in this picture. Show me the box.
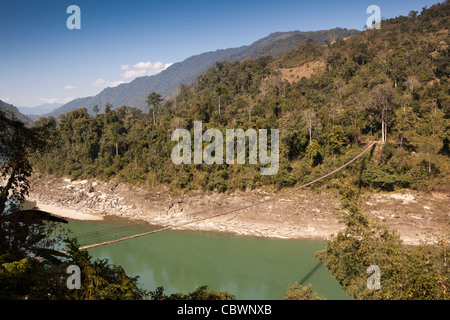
[27,173,449,245]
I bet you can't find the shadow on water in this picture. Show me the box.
[299,261,323,286]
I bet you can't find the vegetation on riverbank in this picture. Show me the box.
[284,178,448,300]
[317,180,448,299]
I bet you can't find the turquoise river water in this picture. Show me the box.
[62,216,350,300]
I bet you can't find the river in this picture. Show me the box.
[61,216,350,300]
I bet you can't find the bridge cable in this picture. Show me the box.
[76,141,378,251]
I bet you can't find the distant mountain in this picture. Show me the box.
[46,28,359,118]
[18,103,62,117]
[0,100,33,125]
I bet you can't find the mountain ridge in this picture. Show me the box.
[45,28,359,118]
[0,100,34,125]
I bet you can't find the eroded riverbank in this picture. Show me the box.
[27,174,449,245]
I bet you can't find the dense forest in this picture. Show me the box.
[33,2,449,195]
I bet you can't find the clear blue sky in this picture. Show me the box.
[0,0,442,107]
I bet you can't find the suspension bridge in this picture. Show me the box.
[69,141,378,251]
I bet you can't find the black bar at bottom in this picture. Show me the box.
[3,299,447,319]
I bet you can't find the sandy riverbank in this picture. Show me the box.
[27,198,104,221]
[27,174,449,245]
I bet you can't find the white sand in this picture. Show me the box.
[29,199,104,221]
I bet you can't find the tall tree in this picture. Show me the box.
[0,111,48,215]
[302,108,320,145]
[0,110,67,262]
[215,85,227,115]
[146,92,162,125]
[373,83,394,144]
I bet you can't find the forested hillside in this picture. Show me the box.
[0,100,33,125]
[45,28,358,118]
[33,2,449,194]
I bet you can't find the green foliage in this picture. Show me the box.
[149,285,235,300]
[63,239,148,300]
[0,255,34,299]
[360,162,407,191]
[0,239,150,300]
[305,140,323,167]
[206,169,228,192]
[327,125,346,155]
[283,283,326,300]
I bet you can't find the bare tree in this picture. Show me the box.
[302,108,321,145]
[406,75,420,92]
[373,83,394,144]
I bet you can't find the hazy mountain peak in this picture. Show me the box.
[18,103,62,116]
